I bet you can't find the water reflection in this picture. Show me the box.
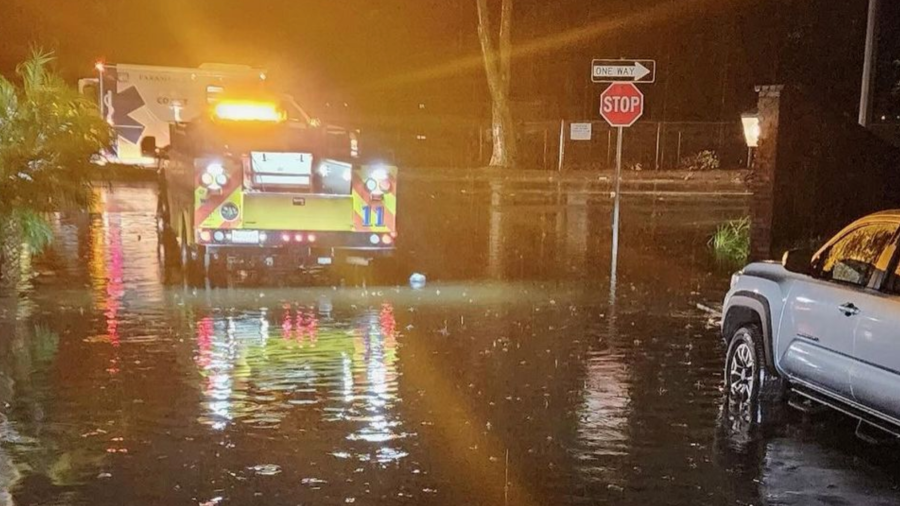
[193,299,406,463]
[10,178,897,505]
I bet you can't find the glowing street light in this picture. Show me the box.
[95,61,106,121]
[741,112,760,168]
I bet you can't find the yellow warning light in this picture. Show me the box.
[213,101,285,122]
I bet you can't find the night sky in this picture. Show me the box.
[2,0,899,124]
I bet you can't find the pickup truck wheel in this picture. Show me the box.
[725,325,766,403]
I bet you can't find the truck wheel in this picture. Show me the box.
[157,196,177,266]
[725,325,767,404]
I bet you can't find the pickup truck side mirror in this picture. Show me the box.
[140,136,158,158]
[782,248,814,275]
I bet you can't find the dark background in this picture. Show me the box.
[2,0,899,126]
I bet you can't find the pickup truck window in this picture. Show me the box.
[820,223,896,287]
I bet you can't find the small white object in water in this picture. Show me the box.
[409,273,426,289]
[248,464,281,476]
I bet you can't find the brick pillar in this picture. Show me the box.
[749,85,783,261]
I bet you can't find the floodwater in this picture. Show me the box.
[2,174,900,506]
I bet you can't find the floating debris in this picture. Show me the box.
[248,464,281,476]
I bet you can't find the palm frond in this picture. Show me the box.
[17,48,55,96]
[13,209,54,253]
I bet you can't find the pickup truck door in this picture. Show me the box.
[777,222,898,401]
[851,238,900,422]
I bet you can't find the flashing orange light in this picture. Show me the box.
[213,101,284,122]
[95,62,105,72]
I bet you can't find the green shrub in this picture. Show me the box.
[680,150,720,171]
[710,217,750,264]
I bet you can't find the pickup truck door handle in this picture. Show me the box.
[838,303,860,317]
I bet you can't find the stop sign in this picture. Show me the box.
[599,83,644,127]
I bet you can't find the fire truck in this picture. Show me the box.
[151,97,397,279]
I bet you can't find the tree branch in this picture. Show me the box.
[476,0,502,101]
[499,0,512,91]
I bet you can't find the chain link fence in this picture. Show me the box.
[368,119,748,170]
[517,120,748,171]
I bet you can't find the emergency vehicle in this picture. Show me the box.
[81,63,266,165]
[152,97,397,278]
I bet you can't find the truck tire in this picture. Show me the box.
[157,187,178,266]
[725,324,767,404]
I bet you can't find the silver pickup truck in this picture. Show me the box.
[722,210,900,436]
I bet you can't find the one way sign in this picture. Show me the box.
[591,59,656,84]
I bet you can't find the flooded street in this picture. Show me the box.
[3,174,900,506]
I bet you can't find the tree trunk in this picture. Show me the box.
[0,215,23,290]
[477,0,517,168]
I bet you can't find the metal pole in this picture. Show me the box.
[676,130,683,164]
[606,129,612,168]
[659,122,667,169]
[98,69,105,120]
[543,126,549,170]
[859,0,880,127]
[557,119,566,172]
[610,126,623,298]
[654,121,662,170]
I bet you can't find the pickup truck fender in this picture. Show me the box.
[723,277,788,376]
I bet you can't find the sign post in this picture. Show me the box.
[595,71,648,300]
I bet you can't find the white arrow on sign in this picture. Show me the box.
[592,61,652,81]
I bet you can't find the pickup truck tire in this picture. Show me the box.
[725,325,766,404]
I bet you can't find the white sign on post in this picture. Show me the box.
[570,122,592,141]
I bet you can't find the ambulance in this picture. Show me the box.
[153,97,397,278]
[81,63,267,165]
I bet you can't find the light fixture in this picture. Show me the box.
[213,101,284,122]
[371,167,389,181]
[201,162,227,190]
[741,112,760,148]
[741,112,760,169]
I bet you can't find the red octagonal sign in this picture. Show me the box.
[600,82,644,127]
